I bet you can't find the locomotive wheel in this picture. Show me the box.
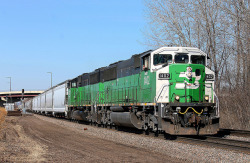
[115,126,120,131]
[154,131,159,137]
[145,130,149,135]
[164,133,177,140]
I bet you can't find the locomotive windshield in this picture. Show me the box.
[153,54,172,65]
[191,55,206,65]
[175,53,189,63]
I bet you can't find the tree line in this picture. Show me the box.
[144,0,249,130]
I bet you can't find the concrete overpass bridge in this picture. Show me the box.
[0,90,44,107]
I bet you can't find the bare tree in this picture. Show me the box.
[221,0,250,89]
[144,0,232,91]
[144,0,250,130]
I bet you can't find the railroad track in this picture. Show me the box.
[7,110,22,116]
[34,114,250,154]
[101,125,250,154]
[176,136,250,154]
[138,131,250,154]
[218,129,250,138]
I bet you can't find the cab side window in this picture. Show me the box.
[142,55,150,71]
[71,82,76,88]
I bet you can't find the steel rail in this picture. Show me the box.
[176,136,250,154]
[219,129,250,137]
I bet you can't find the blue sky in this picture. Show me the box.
[0,0,148,91]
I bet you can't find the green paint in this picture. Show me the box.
[139,70,156,103]
[68,88,77,106]
[169,64,206,103]
[68,70,157,106]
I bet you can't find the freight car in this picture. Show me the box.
[25,47,219,135]
[31,81,68,117]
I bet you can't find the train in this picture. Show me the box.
[24,47,220,135]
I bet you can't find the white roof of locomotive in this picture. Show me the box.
[151,47,207,56]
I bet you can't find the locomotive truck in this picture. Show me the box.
[27,47,219,135]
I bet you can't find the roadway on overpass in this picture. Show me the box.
[0,90,44,107]
[0,91,44,97]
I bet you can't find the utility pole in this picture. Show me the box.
[47,72,53,112]
[47,72,52,88]
[6,77,12,103]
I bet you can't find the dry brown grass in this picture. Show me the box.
[0,107,7,130]
[219,89,250,131]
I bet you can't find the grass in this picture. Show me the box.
[219,90,250,131]
[0,107,7,130]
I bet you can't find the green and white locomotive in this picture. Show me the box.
[67,47,219,135]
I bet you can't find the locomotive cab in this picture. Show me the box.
[149,47,219,135]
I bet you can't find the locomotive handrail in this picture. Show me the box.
[203,83,219,116]
[154,84,170,117]
[168,82,214,104]
[154,82,217,118]
[155,84,170,102]
[108,86,139,105]
[212,88,219,117]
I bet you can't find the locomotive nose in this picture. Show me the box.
[170,64,205,103]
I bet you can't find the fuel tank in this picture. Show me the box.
[110,106,124,112]
[72,110,88,121]
[110,112,142,129]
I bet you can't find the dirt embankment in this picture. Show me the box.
[1,115,249,162]
[0,116,179,163]
[0,107,7,130]
[0,117,46,162]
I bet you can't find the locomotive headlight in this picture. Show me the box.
[175,95,180,101]
[186,67,192,78]
[187,66,192,72]
[205,95,209,101]
[187,72,192,78]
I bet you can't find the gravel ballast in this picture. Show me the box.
[35,115,250,162]
[225,135,250,142]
